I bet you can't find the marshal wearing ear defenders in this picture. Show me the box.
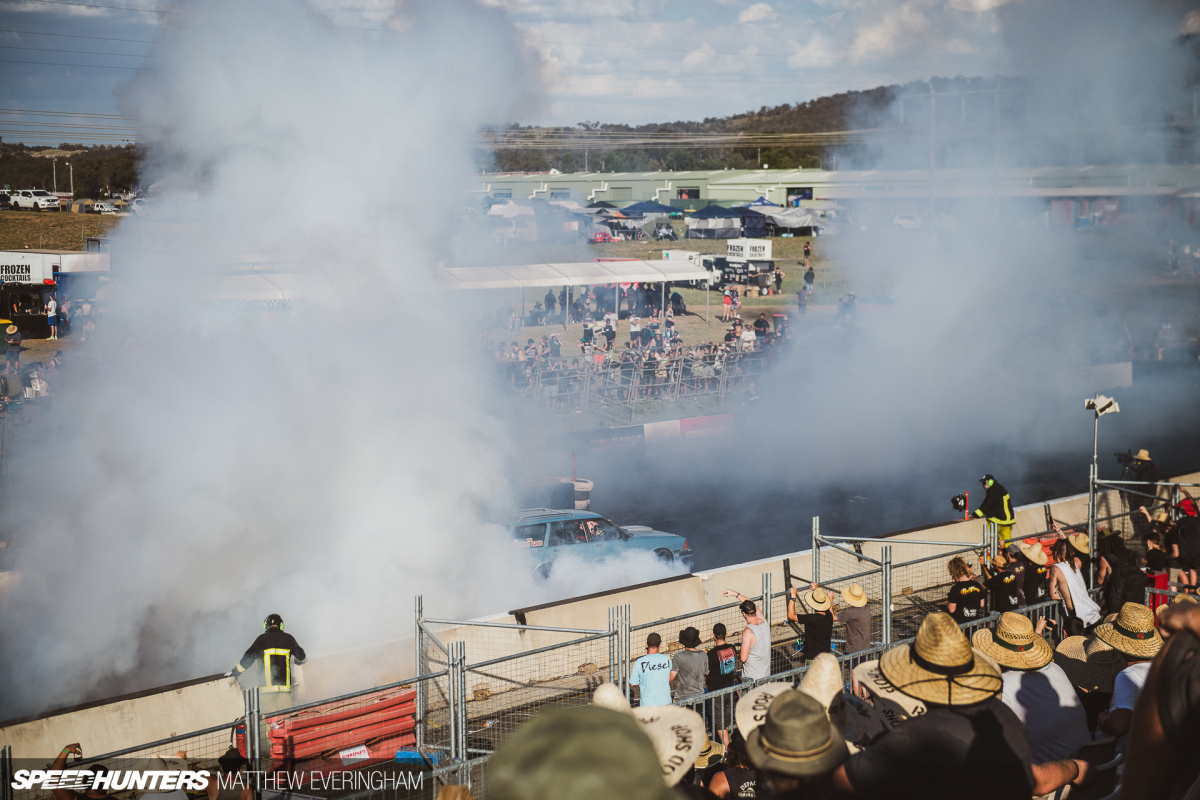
[231,613,307,712]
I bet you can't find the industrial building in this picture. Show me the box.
[476,164,1200,227]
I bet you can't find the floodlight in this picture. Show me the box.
[1084,395,1119,417]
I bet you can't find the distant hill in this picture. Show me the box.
[0,143,138,198]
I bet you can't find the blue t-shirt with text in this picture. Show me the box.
[630,653,674,707]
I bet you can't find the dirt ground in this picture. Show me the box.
[0,208,123,250]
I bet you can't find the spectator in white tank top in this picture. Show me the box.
[724,589,772,680]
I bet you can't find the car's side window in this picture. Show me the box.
[586,519,621,542]
[513,523,546,548]
[547,521,577,547]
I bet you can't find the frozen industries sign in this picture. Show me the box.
[727,239,771,261]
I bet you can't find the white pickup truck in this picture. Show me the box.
[10,190,60,211]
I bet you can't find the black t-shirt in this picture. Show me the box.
[549,341,561,357]
[793,611,833,659]
[1145,548,1168,572]
[753,319,769,336]
[984,570,1023,612]
[946,580,986,622]
[603,328,616,344]
[1023,562,1050,604]
[706,643,740,690]
[844,699,1034,800]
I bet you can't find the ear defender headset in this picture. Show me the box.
[264,614,284,631]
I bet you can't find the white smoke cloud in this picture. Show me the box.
[0,0,588,718]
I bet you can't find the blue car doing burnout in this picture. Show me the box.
[503,508,694,579]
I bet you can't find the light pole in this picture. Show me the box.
[53,159,57,191]
[1084,394,1119,578]
[66,162,74,197]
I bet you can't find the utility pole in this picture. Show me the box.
[929,86,936,223]
[67,162,74,197]
[585,149,588,172]
[53,159,57,192]
[757,146,761,167]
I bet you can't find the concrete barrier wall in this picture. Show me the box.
[6,470,1197,758]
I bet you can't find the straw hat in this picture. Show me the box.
[591,683,705,787]
[1054,636,1119,693]
[694,734,724,769]
[990,555,1008,571]
[1067,533,1091,555]
[1017,540,1048,566]
[852,660,927,720]
[4,325,15,335]
[841,584,868,608]
[971,613,1053,670]
[745,690,849,778]
[735,682,794,737]
[1095,603,1163,659]
[803,587,833,612]
[1156,594,1198,620]
[1135,449,1151,461]
[878,612,1002,706]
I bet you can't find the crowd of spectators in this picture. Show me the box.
[489,596,1200,800]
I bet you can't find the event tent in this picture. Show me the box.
[743,196,782,208]
[686,205,742,239]
[620,200,679,218]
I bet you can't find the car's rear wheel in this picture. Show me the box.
[654,549,673,564]
[535,563,553,580]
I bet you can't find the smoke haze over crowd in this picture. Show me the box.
[2,0,1200,720]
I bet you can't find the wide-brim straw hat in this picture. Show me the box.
[841,584,868,607]
[694,734,724,769]
[1017,540,1048,566]
[1155,511,1171,524]
[803,587,832,612]
[879,612,1002,706]
[745,690,849,778]
[1156,594,1199,620]
[735,682,794,737]
[1095,603,1163,659]
[1135,449,1152,461]
[4,325,15,334]
[1055,636,1119,693]
[592,683,705,787]
[971,612,1053,670]
[1067,533,1091,555]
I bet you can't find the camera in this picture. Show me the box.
[951,493,968,513]
[1114,449,1135,466]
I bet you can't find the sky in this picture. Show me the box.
[3,0,1169,140]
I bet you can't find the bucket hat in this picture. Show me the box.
[803,586,832,612]
[1054,636,1119,693]
[841,584,868,607]
[878,612,1002,705]
[971,612,1053,670]
[745,690,849,778]
[490,705,673,800]
[1094,603,1162,659]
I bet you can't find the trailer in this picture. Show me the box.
[0,250,109,338]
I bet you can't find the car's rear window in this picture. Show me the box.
[512,523,546,548]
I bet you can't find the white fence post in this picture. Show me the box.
[812,516,821,585]
[881,545,893,645]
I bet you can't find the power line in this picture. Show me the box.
[0,107,138,118]
[0,45,162,58]
[0,28,156,44]
[0,58,151,70]
[14,0,179,13]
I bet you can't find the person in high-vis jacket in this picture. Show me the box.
[231,613,306,711]
[974,474,1016,544]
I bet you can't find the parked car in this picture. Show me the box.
[893,214,922,229]
[502,508,694,579]
[10,190,59,211]
[0,194,12,210]
[590,231,614,243]
[93,202,118,214]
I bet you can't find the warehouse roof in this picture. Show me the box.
[436,260,709,290]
